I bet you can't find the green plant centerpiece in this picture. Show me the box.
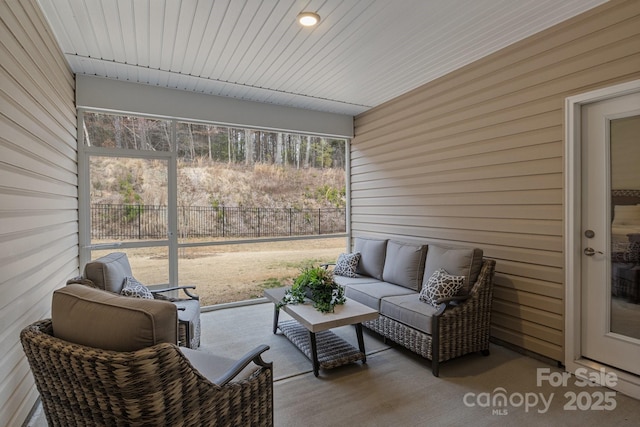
[278,266,346,313]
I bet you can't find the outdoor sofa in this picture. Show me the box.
[329,237,496,376]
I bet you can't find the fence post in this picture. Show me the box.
[318,209,321,235]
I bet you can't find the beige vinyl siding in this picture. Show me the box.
[351,0,640,362]
[0,0,77,425]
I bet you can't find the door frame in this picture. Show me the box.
[565,79,640,399]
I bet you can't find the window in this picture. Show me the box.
[79,110,347,305]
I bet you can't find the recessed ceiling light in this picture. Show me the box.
[297,12,320,27]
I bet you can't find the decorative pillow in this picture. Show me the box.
[423,245,483,296]
[419,268,465,307]
[121,276,154,299]
[334,252,361,278]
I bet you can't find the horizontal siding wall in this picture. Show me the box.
[0,0,77,425]
[351,0,640,362]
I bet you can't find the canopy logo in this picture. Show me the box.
[462,368,618,415]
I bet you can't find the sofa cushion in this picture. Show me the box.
[345,281,415,310]
[380,294,439,335]
[423,245,483,295]
[382,241,427,291]
[333,275,381,287]
[121,276,154,299]
[354,237,388,280]
[419,268,465,307]
[333,252,361,278]
[52,284,177,351]
[84,252,133,294]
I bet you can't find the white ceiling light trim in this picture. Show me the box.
[297,12,320,27]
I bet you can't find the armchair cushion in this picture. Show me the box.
[84,252,132,293]
[52,284,177,351]
[181,347,253,385]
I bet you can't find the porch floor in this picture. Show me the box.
[28,300,640,426]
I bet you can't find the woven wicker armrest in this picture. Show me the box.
[151,285,199,300]
[437,259,495,326]
[215,344,272,386]
[435,294,470,306]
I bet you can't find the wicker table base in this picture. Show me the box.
[278,319,366,374]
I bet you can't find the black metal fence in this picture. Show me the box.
[91,204,346,240]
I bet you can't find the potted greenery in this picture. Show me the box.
[277,266,346,313]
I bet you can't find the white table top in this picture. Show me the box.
[264,287,378,333]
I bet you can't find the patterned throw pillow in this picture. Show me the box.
[419,268,465,307]
[121,276,154,299]
[333,252,361,278]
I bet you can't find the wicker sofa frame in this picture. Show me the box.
[362,259,496,377]
[21,319,273,427]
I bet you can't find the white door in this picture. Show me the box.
[581,92,640,375]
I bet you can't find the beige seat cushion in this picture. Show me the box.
[52,284,178,351]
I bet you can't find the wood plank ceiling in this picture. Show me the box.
[36,0,608,116]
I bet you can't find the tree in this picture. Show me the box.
[245,129,254,165]
[304,135,311,168]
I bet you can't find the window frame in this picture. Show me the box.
[77,108,349,290]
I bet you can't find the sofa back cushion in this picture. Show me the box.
[382,240,427,291]
[423,244,483,295]
[84,252,132,293]
[354,237,388,280]
[52,284,177,351]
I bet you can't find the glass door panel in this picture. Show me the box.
[609,115,640,340]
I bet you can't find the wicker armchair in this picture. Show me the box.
[68,252,202,349]
[21,285,273,426]
[363,259,496,376]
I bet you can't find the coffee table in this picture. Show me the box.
[264,287,378,377]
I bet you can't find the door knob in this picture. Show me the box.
[584,247,604,256]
